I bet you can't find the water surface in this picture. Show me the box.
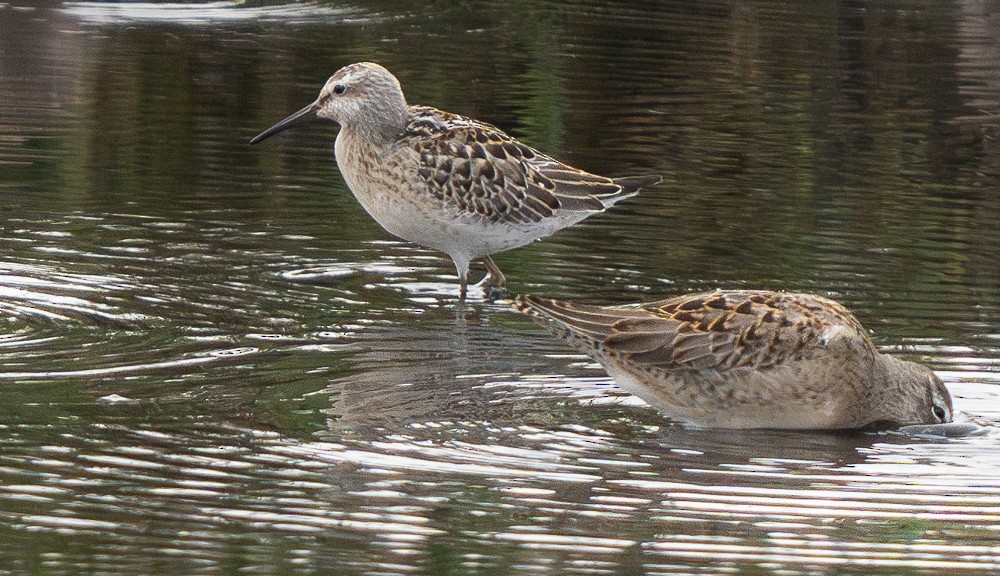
[2,0,1000,574]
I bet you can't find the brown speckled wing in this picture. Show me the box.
[406,106,631,224]
[516,291,874,374]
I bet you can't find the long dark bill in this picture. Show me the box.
[249,101,320,144]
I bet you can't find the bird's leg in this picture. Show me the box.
[481,256,507,301]
[483,256,506,288]
[453,258,471,303]
[459,272,468,302]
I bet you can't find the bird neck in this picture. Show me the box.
[346,100,408,148]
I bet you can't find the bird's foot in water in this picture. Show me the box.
[480,256,508,302]
[473,275,507,302]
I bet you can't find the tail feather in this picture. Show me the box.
[545,161,661,211]
[612,174,663,196]
[593,174,662,208]
[513,294,648,342]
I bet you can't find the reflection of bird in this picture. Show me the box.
[251,62,660,301]
[514,290,953,430]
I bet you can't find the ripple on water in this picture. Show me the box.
[0,261,268,381]
[279,242,489,305]
[60,1,378,26]
[0,210,373,385]
[1,399,1000,575]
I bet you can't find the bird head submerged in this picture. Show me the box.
[861,357,954,429]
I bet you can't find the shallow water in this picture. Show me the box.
[2,0,1000,574]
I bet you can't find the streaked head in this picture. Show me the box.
[864,358,954,429]
[926,370,954,424]
[250,62,408,145]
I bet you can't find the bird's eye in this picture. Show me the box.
[333,84,347,95]
[932,405,947,422]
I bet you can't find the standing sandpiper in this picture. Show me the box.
[514,290,953,430]
[251,62,661,301]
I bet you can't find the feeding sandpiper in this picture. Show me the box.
[514,290,953,430]
[251,62,661,301]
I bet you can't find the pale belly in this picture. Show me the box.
[601,361,853,430]
[337,146,583,261]
[367,197,569,259]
